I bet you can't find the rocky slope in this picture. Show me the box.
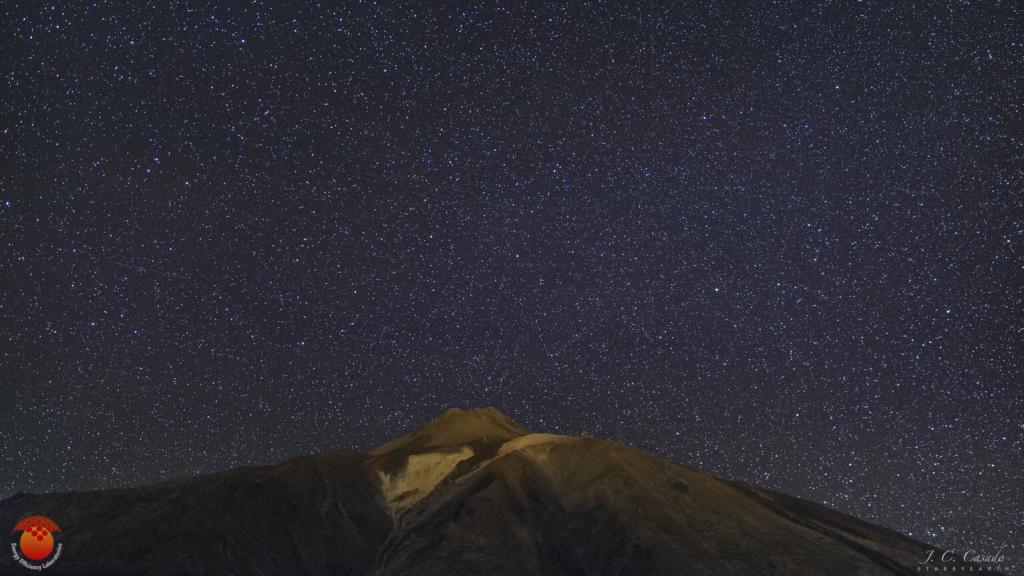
[0,408,980,575]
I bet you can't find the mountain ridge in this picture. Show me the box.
[0,408,989,575]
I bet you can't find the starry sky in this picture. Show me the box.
[2,0,1022,554]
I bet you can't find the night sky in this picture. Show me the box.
[2,1,1021,554]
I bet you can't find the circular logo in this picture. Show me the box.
[10,516,62,569]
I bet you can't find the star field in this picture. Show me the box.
[2,0,1022,555]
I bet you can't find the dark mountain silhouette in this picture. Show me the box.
[0,408,981,575]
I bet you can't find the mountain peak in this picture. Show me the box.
[437,406,515,424]
[369,407,529,456]
[1,407,975,575]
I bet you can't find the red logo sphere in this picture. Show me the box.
[13,516,61,561]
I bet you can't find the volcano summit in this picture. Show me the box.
[0,408,980,575]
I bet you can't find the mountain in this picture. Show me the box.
[0,408,981,575]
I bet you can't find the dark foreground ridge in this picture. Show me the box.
[0,408,985,575]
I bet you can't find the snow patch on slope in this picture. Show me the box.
[378,447,474,516]
[496,433,576,464]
